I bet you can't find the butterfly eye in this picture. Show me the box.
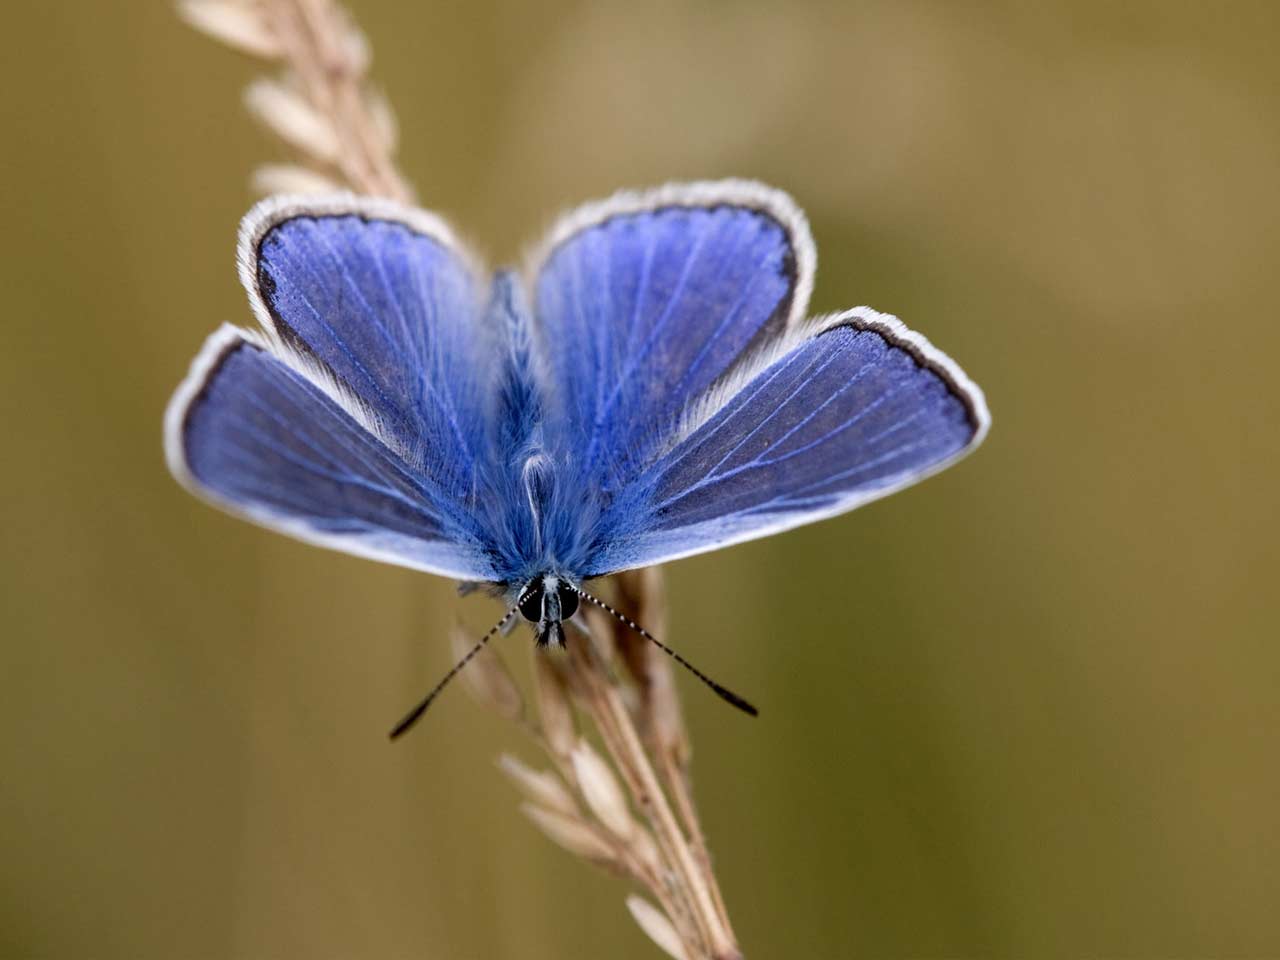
[555,582,579,621]
[518,581,544,622]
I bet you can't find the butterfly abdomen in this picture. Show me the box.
[488,271,543,457]
[477,271,599,583]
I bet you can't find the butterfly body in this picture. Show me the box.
[166,181,989,644]
[436,268,597,591]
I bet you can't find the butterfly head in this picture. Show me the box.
[389,573,758,739]
[517,574,580,648]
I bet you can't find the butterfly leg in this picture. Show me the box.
[536,620,566,648]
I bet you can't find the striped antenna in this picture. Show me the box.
[572,586,758,717]
[389,604,519,739]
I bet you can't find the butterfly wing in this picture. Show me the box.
[164,196,500,581]
[241,195,493,479]
[528,181,988,577]
[586,308,988,574]
[528,180,814,492]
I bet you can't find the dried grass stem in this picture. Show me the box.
[182,0,413,200]
[571,628,739,958]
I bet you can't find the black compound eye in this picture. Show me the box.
[556,582,579,621]
[518,582,544,622]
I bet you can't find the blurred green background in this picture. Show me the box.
[3,2,1278,958]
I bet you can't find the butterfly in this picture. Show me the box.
[164,180,989,734]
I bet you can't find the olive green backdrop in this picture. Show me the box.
[3,2,1277,958]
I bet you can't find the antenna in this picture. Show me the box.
[572,586,759,717]
[389,605,519,740]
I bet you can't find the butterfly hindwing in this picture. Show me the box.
[242,195,491,498]
[529,181,814,493]
[586,308,989,575]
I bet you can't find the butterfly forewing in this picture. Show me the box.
[584,309,987,575]
[166,326,501,581]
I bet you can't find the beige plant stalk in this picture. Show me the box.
[180,3,744,957]
[476,568,743,960]
[180,0,412,201]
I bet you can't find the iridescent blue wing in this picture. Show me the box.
[166,326,498,580]
[586,308,990,575]
[529,181,987,576]
[164,196,500,581]
[529,181,814,493]
[240,196,492,486]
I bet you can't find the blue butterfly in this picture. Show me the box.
[164,180,989,733]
